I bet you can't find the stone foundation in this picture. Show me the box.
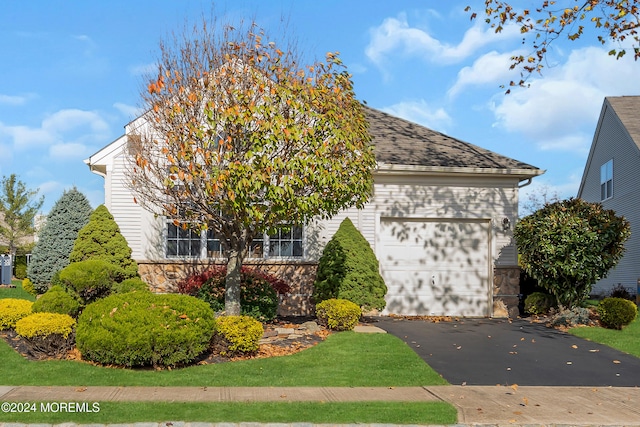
[493,266,521,318]
[137,260,317,316]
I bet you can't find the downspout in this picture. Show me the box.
[518,178,532,188]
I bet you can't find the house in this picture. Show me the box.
[85,106,543,317]
[577,96,640,297]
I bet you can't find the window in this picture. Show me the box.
[165,222,303,259]
[268,225,303,257]
[166,223,201,257]
[600,159,613,201]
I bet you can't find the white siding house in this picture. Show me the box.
[577,96,640,297]
[85,106,543,317]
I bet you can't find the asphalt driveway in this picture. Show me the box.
[373,317,640,386]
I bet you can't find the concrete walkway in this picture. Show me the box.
[2,385,640,426]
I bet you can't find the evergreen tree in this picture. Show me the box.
[69,205,138,279]
[27,188,93,293]
[313,217,387,311]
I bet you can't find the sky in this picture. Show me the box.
[1,0,640,215]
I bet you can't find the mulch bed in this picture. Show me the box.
[0,317,330,368]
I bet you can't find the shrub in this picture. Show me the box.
[316,298,361,331]
[21,278,37,297]
[58,259,125,305]
[69,205,139,279]
[214,315,263,354]
[0,299,33,329]
[112,277,149,294]
[598,297,638,330]
[524,292,555,315]
[514,198,630,308]
[14,255,27,280]
[32,285,81,318]
[548,306,594,328]
[76,292,215,367]
[14,312,76,358]
[27,188,93,293]
[314,217,387,311]
[609,284,634,301]
[178,266,290,322]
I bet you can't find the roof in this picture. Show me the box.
[365,106,541,173]
[605,96,640,150]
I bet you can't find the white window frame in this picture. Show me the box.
[600,159,613,201]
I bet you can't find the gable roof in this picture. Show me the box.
[605,96,640,150]
[365,107,542,177]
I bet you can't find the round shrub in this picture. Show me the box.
[316,298,361,331]
[112,277,149,294]
[21,278,37,297]
[14,312,76,358]
[0,299,33,329]
[598,297,638,330]
[59,259,125,305]
[76,292,215,367]
[178,266,290,322]
[32,285,81,318]
[214,315,264,354]
[524,292,555,315]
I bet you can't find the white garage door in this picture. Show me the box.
[379,218,491,317]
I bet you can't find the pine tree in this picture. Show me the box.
[313,217,387,311]
[27,188,93,293]
[69,205,138,279]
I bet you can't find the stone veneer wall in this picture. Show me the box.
[137,260,318,316]
[493,266,521,318]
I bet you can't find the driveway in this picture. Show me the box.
[373,317,640,386]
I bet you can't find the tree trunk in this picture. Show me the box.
[225,248,242,315]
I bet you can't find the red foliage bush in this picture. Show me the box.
[177,266,291,295]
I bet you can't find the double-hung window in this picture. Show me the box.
[600,159,613,201]
[166,223,202,257]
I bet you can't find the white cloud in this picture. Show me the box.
[366,13,521,70]
[490,45,640,152]
[49,142,91,159]
[113,102,141,119]
[0,93,35,106]
[448,51,520,98]
[382,99,453,133]
[42,109,109,134]
[129,62,156,76]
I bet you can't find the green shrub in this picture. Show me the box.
[314,217,387,311]
[58,259,125,305]
[14,256,27,280]
[32,285,81,318]
[214,315,264,354]
[0,299,33,329]
[316,298,361,331]
[112,277,149,294]
[76,292,215,367]
[178,266,290,322]
[524,292,554,315]
[15,312,76,339]
[21,278,37,297]
[14,312,76,358]
[69,205,139,279]
[598,297,638,330]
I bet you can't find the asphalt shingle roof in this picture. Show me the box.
[365,106,540,171]
[606,96,640,150]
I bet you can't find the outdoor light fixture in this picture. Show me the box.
[502,217,511,231]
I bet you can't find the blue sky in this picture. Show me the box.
[2,0,640,214]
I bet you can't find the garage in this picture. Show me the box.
[378,218,491,317]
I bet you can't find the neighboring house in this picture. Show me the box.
[85,106,543,317]
[577,96,640,297]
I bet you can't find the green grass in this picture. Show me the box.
[0,279,35,301]
[0,401,457,424]
[0,331,448,386]
[570,315,640,357]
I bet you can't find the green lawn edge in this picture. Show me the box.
[569,316,640,358]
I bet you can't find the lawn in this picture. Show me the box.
[0,283,455,424]
[570,315,640,357]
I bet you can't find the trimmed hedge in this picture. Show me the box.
[313,217,387,311]
[32,285,81,318]
[15,312,76,339]
[598,297,638,330]
[76,292,215,367]
[214,315,264,354]
[0,299,33,329]
[58,259,125,305]
[316,298,361,331]
[524,292,554,315]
